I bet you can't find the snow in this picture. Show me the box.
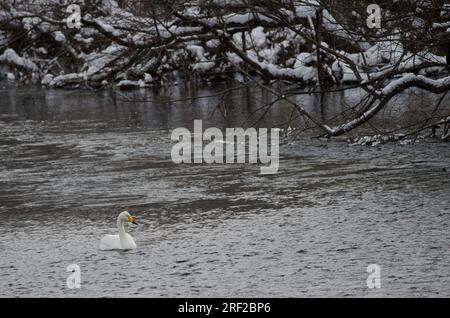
[294,52,314,69]
[341,63,367,83]
[39,22,51,33]
[22,17,41,31]
[331,60,343,81]
[82,43,127,76]
[117,79,146,89]
[53,31,66,43]
[233,72,245,83]
[226,52,243,65]
[167,26,203,37]
[0,48,37,71]
[186,45,207,61]
[205,12,273,27]
[1,0,448,92]
[144,73,153,83]
[49,73,84,87]
[94,19,120,37]
[74,34,93,45]
[41,74,54,86]
[80,27,98,37]
[206,39,220,48]
[294,0,318,18]
[186,45,215,72]
[36,47,48,55]
[132,33,147,46]
[193,61,215,72]
[382,74,450,95]
[250,27,266,48]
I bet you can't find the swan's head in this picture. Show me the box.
[119,211,137,225]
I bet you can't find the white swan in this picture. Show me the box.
[100,211,137,250]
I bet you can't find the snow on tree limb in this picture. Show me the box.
[0,0,449,138]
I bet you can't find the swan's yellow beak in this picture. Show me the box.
[128,215,137,225]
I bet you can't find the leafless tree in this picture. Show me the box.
[1,0,449,140]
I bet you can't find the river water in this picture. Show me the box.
[0,82,449,297]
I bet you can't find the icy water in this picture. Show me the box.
[0,83,449,297]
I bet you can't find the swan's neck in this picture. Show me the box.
[117,218,127,242]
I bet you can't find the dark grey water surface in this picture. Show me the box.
[0,82,449,297]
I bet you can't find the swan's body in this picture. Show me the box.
[100,211,137,250]
[100,233,136,250]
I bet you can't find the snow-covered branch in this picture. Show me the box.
[0,0,449,138]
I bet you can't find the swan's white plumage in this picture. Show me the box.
[100,211,137,250]
[100,233,136,250]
